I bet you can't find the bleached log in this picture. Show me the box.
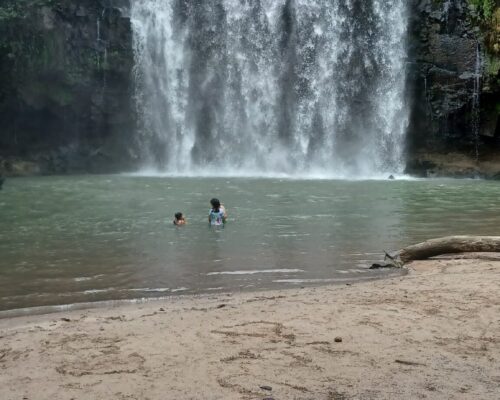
[378,236,500,268]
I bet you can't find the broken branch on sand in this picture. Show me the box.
[373,236,500,268]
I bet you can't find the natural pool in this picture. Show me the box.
[1,176,499,312]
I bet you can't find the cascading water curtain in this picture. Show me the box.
[131,0,409,178]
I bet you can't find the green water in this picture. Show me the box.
[1,176,499,312]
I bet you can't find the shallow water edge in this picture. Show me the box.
[0,268,406,320]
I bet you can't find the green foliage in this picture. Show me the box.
[469,0,496,20]
[486,54,500,75]
[0,0,58,21]
[0,5,19,21]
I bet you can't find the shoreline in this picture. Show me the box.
[0,270,406,320]
[1,257,499,399]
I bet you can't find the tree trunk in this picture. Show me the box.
[381,236,500,268]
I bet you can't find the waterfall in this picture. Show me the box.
[472,41,482,161]
[442,0,452,30]
[131,0,409,178]
[96,17,101,69]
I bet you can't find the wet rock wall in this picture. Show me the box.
[407,0,500,177]
[0,0,137,175]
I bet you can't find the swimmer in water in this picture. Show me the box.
[208,198,227,226]
[173,212,186,226]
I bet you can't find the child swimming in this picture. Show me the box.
[208,198,227,226]
[173,212,186,226]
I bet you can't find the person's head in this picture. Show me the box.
[174,212,183,221]
[210,198,221,211]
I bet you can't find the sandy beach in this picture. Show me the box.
[1,257,499,400]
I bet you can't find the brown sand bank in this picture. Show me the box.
[1,257,499,400]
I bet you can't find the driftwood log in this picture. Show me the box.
[372,236,500,269]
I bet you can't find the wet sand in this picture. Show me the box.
[1,257,499,399]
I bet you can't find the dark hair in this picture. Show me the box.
[174,212,183,220]
[210,198,221,211]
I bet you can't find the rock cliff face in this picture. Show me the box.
[1,0,500,177]
[0,0,137,175]
[407,0,500,178]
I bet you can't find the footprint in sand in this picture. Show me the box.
[212,321,296,343]
[48,334,146,377]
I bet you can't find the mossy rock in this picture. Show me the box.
[0,158,41,177]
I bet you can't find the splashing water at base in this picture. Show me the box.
[131,0,409,178]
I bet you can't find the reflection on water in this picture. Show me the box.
[1,176,499,312]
